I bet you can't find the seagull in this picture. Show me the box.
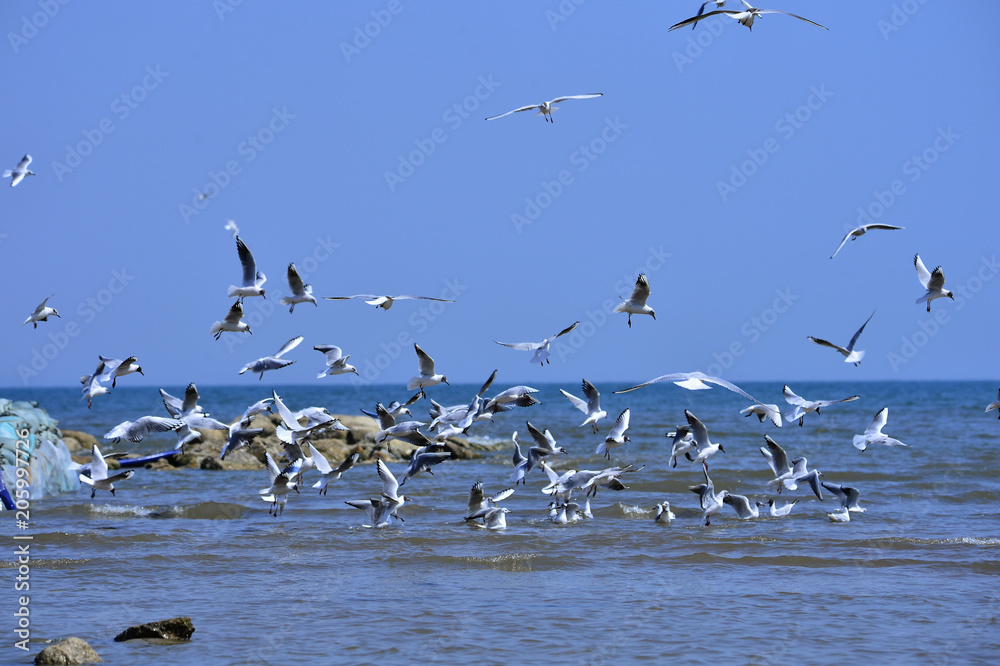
[160,383,209,419]
[279,263,317,313]
[239,336,303,380]
[667,424,697,468]
[596,408,630,460]
[259,452,298,517]
[723,493,760,519]
[236,397,274,426]
[483,383,541,414]
[655,501,675,523]
[173,414,230,450]
[78,444,135,498]
[465,482,515,524]
[397,444,452,486]
[373,402,426,444]
[670,0,827,31]
[376,459,410,520]
[614,274,655,328]
[689,470,728,526]
[485,93,603,123]
[830,224,905,259]
[4,154,34,187]
[98,356,144,388]
[314,345,358,378]
[23,295,59,329]
[80,360,110,409]
[559,379,607,433]
[210,300,252,340]
[549,500,584,524]
[309,446,359,495]
[822,482,866,513]
[686,410,725,470]
[760,435,793,492]
[494,321,580,366]
[224,220,239,238]
[271,390,331,447]
[782,385,860,427]
[360,393,421,421]
[525,421,568,469]
[227,237,266,301]
[104,416,184,444]
[808,311,875,367]
[323,294,454,311]
[345,498,397,529]
[407,344,449,397]
[510,431,529,485]
[853,407,908,451]
[790,457,823,499]
[615,371,781,427]
[218,424,264,461]
[827,506,851,523]
[986,388,1000,419]
[914,254,954,312]
[739,403,783,427]
[755,499,797,517]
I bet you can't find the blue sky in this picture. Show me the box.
[3,1,997,390]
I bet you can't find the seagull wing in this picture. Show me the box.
[314,345,344,363]
[627,274,651,306]
[477,369,499,397]
[548,93,603,104]
[323,294,378,301]
[829,229,856,259]
[846,311,875,352]
[182,383,201,415]
[377,459,399,499]
[914,254,932,289]
[271,390,301,430]
[927,266,947,292]
[485,104,541,121]
[273,335,304,359]
[414,344,436,375]
[223,300,245,325]
[685,410,710,448]
[782,385,808,406]
[90,445,108,481]
[669,9,738,31]
[235,237,258,286]
[560,388,588,414]
[807,336,849,355]
[308,443,333,474]
[581,379,601,411]
[866,407,889,436]
[494,340,542,351]
[550,321,581,341]
[286,263,306,295]
[762,435,789,475]
[609,409,630,440]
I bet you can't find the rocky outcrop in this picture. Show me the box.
[60,430,98,455]
[34,637,102,664]
[113,616,195,642]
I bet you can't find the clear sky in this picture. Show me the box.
[3,1,997,391]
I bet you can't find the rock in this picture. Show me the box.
[60,430,98,454]
[34,637,102,664]
[114,616,195,642]
[199,457,223,470]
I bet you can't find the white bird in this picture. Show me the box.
[376,459,410,520]
[323,294,454,311]
[827,506,851,523]
[160,383,209,419]
[465,482,515,525]
[218,424,264,461]
[407,344,449,397]
[345,498,397,528]
[670,0,827,31]
[259,452,298,517]
[314,345,358,378]
[485,93,603,123]
[23,295,59,329]
[484,385,541,414]
[224,219,239,238]
[4,154,34,187]
[723,493,760,519]
[98,355,144,388]
[78,444,135,498]
[655,501,675,523]
[667,424,697,468]
[739,403,783,427]
[755,499,797,517]
[227,237,267,301]
[210,300,252,340]
[510,432,529,486]
[398,444,452,486]
[853,407,908,451]
[549,500,584,524]
[615,371,781,427]
[80,360,110,409]
[689,469,728,526]
[559,379,607,433]
[239,336,303,380]
[104,416,184,444]
[686,410,725,470]
[914,254,954,312]
[789,457,824,499]
[808,311,875,367]
[614,274,655,328]
[596,409,630,460]
[782,385,860,427]
[525,421,567,469]
[822,482,866,513]
[495,321,580,366]
[759,435,793,492]
[173,414,229,450]
[309,446,359,495]
[986,388,1000,419]
[271,390,330,446]
[279,263,317,313]
[830,224,905,259]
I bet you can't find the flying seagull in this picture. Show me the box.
[78,444,135,498]
[669,0,827,31]
[4,154,34,187]
[239,336,303,380]
[830,224,904,259]
[210,300,252,340]
[495,321,580,366]
[614,274,655,328]
[407,344,449,397]
[986,388,1000,420]
[914,254,954,312]
[807,311,875,366]
[104,416,184,444]
[485,93,603,123]
[782,385,860,427]
[596,408,631,460]
[279,263,317,312]
[559,379,608,433]
[23,295,59,329]
[853,407,908,451]
[227,237,267,301]
[323,294,454,311]
[314,345,358,378]
[98,355,144,388]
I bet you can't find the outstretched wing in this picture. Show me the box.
[235,237,257,286]
[286,263,306,295]
[494,340,542,351]
[914,254,932,289]
[485,104,541,121]
[549,93,603,104]
[846,311,875,352]
[807,336,849,355]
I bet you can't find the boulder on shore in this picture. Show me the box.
[34,636,102,664]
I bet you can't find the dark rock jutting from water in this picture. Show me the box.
[113,616,195,642]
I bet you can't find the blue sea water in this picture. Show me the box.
[2,380,998,664]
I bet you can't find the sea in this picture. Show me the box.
[3,380,998,665]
